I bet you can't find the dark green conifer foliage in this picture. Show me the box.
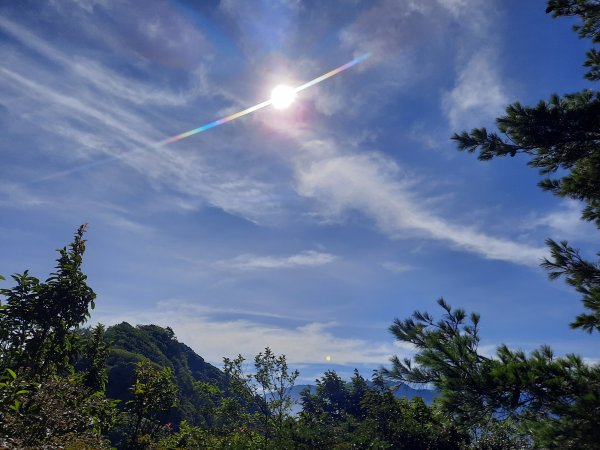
[389,12,600,439]
[386,300,600,448]
[452,0,600,332]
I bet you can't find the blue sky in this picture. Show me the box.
[1,0,598,382]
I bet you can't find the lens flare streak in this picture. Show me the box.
[294,53,370,93]
[30,53,370,184]
[162,53,370,145]
[161,99,272,145]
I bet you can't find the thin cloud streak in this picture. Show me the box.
[294,145,546,266]
[216,250,337,271]
[0,15,283,222]
[524,200,599,242]
[380,261,415,273]
[0,16,200,107]
[155,300,315,323]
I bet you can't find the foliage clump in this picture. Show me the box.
[0,225,115,449]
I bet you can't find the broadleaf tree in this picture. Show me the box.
[0,224,98,376]
[0,225,118,449]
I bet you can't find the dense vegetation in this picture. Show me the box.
[1,1,599,448]
[104,322,227,428]
[0,233,460,448]
[0,228,458,448]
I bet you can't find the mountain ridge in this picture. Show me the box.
[103,322,436,424]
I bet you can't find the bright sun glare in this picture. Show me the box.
[270,84,296,110]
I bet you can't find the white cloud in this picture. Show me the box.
[104,215,155,235]
[0,4,544,269]
[537,208,582,235]
[1,66,159,148]
[442,48,509,129]
[218,0,302,59]
[435,0,491,32]
[523,200,599,241]
[0,16,202,107]
[0,182,155,237]
[0,182,48,209]
[334,0,507,141]
[50,0,212,68]
[155,300,314,322]
[436,0,471,15]
[0,15,283,223]
[407,123,447,152]
[293,143,545,266]
[96,302,402,366]
[339,0,435,59]
[381,261,415,273]
[216,250,337,271]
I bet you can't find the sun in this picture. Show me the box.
[270,84,296,110]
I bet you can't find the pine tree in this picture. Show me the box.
[452,0,600,332]
[386,2,600,448]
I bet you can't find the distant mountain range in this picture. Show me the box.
[288,382,436,404]
[287,382,437,415]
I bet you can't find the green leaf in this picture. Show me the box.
[9,399,20,411]
[6,368,17,381]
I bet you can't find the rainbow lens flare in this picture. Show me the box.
[33,53,370,183]
[162,53,370,145]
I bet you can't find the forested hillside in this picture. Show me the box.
[104,323,227,428]
[0,224,452,448]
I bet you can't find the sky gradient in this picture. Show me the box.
[1,0,598,382]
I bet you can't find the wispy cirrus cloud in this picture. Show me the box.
[50,0,213,69]
[0,12,284,222]
[523,200,600,242]
[0,181,154,235]
[218,0,303,57]
[293,142,546,266]
[0,16,203,107]
[380,261,415,273]
[442,48,509,129]
[216,250,337,271]
[335,0,507,131]
[436,0,491,32]
[0,182,48,209]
